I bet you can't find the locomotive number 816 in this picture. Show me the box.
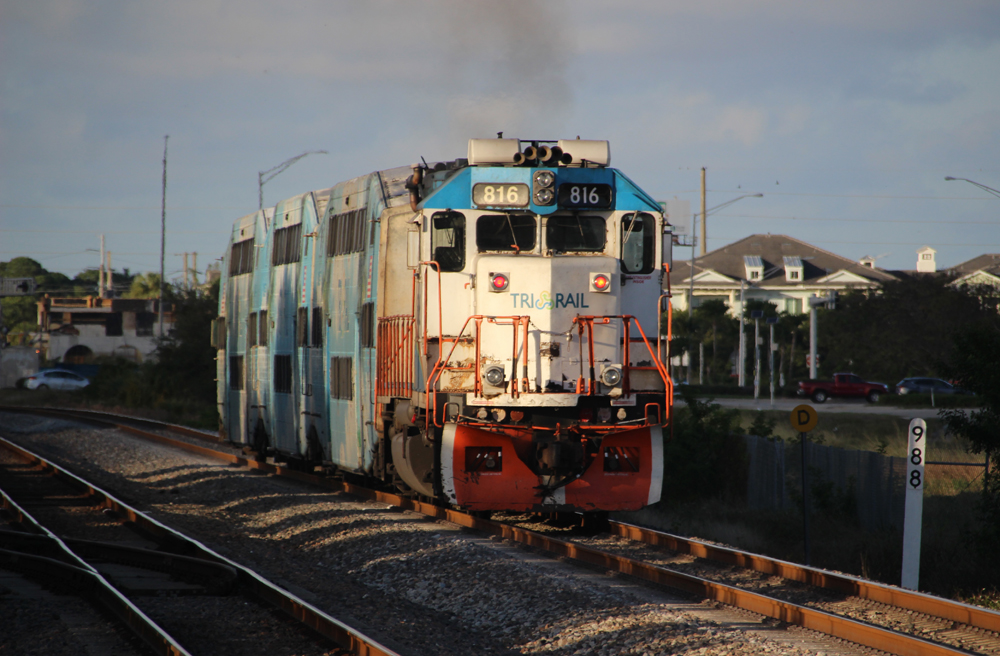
[214,137,675,513]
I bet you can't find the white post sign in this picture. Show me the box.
[901,418,926,590]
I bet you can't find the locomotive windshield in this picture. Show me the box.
[545,215,606,253]
[476,213,536,252]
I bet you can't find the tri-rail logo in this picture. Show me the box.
[510,291,590,309]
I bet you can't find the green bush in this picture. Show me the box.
[661,389,746,503]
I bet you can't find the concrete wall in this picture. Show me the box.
[0,346,39,388]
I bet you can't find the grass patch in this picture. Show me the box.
[0,387,218,430]
[735,409,985,464]
[619,483,997,605]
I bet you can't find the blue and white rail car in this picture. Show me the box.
[216,138,674,514]
[216,208,269,446]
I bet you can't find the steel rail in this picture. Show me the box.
[607,520,1000,634]
[0,434,401,656]
[3,406,994,655]
[0,462,193,656]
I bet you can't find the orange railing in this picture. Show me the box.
[424,314,529,429]
[572,314,672,419]
[378,259,673,432]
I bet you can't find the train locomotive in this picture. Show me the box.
[214,138,675,513]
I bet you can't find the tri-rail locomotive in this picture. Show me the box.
[214,138,674,513]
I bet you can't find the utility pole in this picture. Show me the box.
[105,251,112,298]
[99,234,105,298]
[159,135,168,338]
[738,281,746,386]
[687,233,695,384]
[192,252,199,286]
[767,316,778,407]
[700,167,707,257]
[183,253,189,289]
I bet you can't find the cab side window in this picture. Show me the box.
[431,211,466,272]
[621,212,655,274]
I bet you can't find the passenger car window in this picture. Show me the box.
[620,212,655,274]
[546,215,606,252]
[476,214,536,252]
[431,211,466,272]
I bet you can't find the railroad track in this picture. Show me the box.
[0,427,399,656]
[4,405,999,656]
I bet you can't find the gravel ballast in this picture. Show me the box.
[0,411,868,655]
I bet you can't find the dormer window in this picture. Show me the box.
[744,255,764,281]
[783,256,803,282]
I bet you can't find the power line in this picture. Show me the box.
[714,213,999,225]
[660,189,995,200]
[711,236,1000,247]
[0,203,254,211]
[1,229,228,235]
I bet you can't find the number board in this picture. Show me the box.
[558,183,613,209]
[907,418,926,491]
[473,183,529,208]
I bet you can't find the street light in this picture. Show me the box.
[944,176,1000,199]
[259,150,328,209]
[701,193,763,256]
[685,192,763,385]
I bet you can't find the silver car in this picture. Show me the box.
[24,369,90,391]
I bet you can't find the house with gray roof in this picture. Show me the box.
[673,234,898,316]
[946,253,1000,290]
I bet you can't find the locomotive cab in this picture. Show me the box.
[378,139,673,512]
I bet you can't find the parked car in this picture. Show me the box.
[24,369,90,391]
[797,373,889,404]
[895,377,973,396]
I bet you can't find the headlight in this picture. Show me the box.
[532,169,556,205]
[533,188,555,205]
[533,170,555,188]
[601,366,622,387]
[484,366,505,386]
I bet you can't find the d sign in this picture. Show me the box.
[790,404,819,433]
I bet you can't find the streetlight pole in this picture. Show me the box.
[767,316,779,407]
[750,310,764,401]
[700,192,762,256]
[259,150,328,209]
[944,176,1000,199]
[159,135,168,338]
[676,190,761,386]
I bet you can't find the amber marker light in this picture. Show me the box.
[591,273,611,292]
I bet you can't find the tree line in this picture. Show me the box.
[668,276,1000,388]
[0,257,167,342]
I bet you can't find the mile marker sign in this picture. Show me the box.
[790,405,819,433]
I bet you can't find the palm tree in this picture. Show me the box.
[126,272,162,298]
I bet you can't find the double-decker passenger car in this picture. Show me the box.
[214,138,675,513]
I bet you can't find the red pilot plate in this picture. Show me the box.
[441,423,663,512]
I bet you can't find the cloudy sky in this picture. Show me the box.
[2,0,998,282]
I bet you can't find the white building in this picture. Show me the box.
[916,246,937,273]
[672,234,896,316]
[36,295,173,363]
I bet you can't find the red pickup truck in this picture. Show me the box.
[797,373,889,404]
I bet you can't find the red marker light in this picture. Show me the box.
[592,274,610,291]
[490,273,509,291]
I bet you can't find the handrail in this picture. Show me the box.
[424,314,529,430]
[572,315,671,422]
